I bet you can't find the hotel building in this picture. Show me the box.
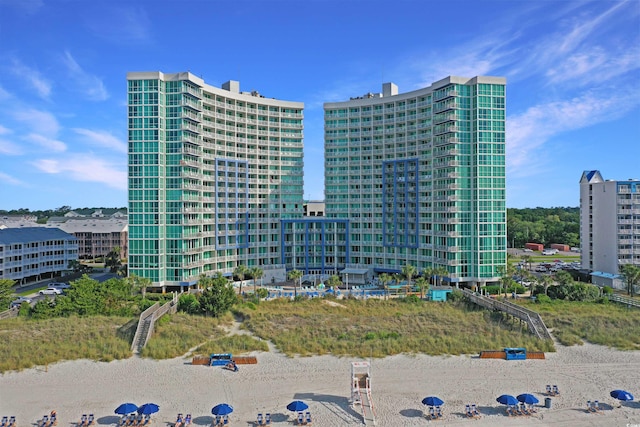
[128,72,507,289]
[324,77,507,288]
[579,170,640,275]
[127,72,304,288]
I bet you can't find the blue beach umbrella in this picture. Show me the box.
[421,396,444,407]
[137,403,160,415]
[211,403,234,416]
[517,394,539,405]
[115,403,138,415]
[496,395,518,406]
[610,390,634,401]
[286,401,309,412]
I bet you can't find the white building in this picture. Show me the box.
[0,227,78,283]
[579,170,640,274]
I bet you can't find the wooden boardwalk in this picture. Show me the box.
[608,294,640,309]
[461,289,552,340]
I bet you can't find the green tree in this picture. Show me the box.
[233,264,249,295]
[326,274,341,293]
[68,259,82,272]
[378,273,392,300]
[127,274,151,298]
[105,246,122,273]
[178,293,201,314]
[619,264,640,297]
[540,274,554,296]
[0,279,16,309]
[401,264,417,296]
[554,270,574,286]
[249,266,264,295]
[433,267,449,288]
[415,276,429,299]
[197,272,237,317]
[288,269,303,299]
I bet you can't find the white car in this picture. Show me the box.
[39,287,63,295]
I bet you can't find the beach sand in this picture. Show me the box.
[1,341,639,427]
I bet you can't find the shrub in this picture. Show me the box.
[178,293,200,315]
[401,295,422,304]
[447,289,464,302]
[535,294,551,304]
[255,288,268,299]
[602,286,613,295]
[482,285,501,295]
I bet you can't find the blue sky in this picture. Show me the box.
[0,0,638,211]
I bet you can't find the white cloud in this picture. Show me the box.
[26,133,67,152]
[12,108,60,136]
[85,5,152,44]
[32,155,127,190]
[0,85,10,101]
[61,51,109,101]
[9,58,52,99]
[0,138,23,155]
[506,90,640,177]
[73,128,127,153]
[0,124,11,135]
[0,171,26,186]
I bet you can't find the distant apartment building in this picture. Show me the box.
[579,170,640,275]
[323,77,507,288]
[44,219,128,260]
[303,201,325,217]
[0,227,78,283]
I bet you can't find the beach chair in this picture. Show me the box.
[79,414,88,427]
[305,411,312,425]
[175,414,184,427]
[546,384,552,395]
[256,414,263,426]
[212,416,221,427]
[264,413,271,425]
[587,401,595,413]
[465,405,473,418]
[471,404,481,418]
[222,415,229,426]
[592,400,600,412]
[297,412,305,425]
[49,412,58,427]
[40,415,50,427]
[8,417,15,427]
[1,416,7,427]
[184,414,191,427]
[436,406,443,418]
[505,405,515,416]
[87,414,94,426]
[552,385,559,395]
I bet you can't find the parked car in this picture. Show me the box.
[49,282,71,289]
[523,248,533,252]
[39,287,63,295]
[9,297,32,308]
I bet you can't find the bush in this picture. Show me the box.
[535,294,551,304]
[602,286,613,295]
[255,288,268,299]
[482,285,501,295]
[447,289,464,302]
[401,295,422,304]
[506,284,526,294]
[178,294,200,315]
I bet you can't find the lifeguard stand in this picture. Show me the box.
[351,362,376,424]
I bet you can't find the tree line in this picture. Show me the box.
[507,207,579,249]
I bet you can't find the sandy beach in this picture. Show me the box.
[1,341,638,427]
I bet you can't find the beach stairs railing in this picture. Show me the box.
[461,289,552,340]
[131,293,180,354]
[0,306,19,321]
[607,294,640,309]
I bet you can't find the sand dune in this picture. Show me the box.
[1,342,638,426]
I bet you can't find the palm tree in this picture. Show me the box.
[423,267,436,287]
[434,267,449,288]
[540,274,554,296]
[234,264,248,295]
[249,266,264,295]
[378,273,392,300]
[415,276,429,299]
[401,264,417,296]
[619,264,640,297]
[288,269,303,298]
[522,255,533,271]
[326,274,342,294]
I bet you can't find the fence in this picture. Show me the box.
[131,293,179,353]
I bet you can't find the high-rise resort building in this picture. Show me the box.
[127,72,304,289]
[324,77,507,289]
[128,72,507,291]
[579,170,640,277]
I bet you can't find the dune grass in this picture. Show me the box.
[194,334,269,356]
[139,312,233,359]
[235,298,555,357]
[0,316,132,373]
[515,299,640,350]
